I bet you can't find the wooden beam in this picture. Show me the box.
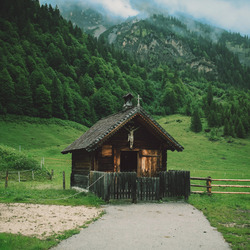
[212,191,250,194]
[190,177,211,181]
[212,179,250,182]
[191,184,211,188]
[212,184,250,188]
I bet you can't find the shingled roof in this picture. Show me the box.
[61,106,184,154]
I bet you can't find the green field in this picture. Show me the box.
[0,114,249,249]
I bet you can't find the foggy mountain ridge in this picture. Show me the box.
[42,1,250,67]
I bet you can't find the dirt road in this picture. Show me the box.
[54,202,230,250]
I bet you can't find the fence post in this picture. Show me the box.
[132,173,137,203]
[63,171,65,190]
[18,171,20,182]
[103,173,110,202]
[207,176,212,195]
[32,171,34,180]
[5,171,8,188]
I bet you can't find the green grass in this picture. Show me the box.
[0,233,57,250]
[158,115,249,179]
[0,114,88,188]
[188,194,250,250]
[158,114,250,249]
[0,114,249,249]
[0,183,104,206]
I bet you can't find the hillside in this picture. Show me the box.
[158,115,250,179]
[0,115,87,187]
[101,14,250,88]
[0,0,160,124]
[0,0,249,140]
[60,5,123,38]
[58,3,250,69]
[0,114,249,181]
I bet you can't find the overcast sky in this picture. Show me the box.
[40,0,250,36]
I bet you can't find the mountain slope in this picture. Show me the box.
[0,0,161,124]
[0,0,249,139]
[101,14,250,88]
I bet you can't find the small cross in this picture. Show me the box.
[137,95,142,107]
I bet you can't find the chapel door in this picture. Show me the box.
[139,149,161,177]
[120,151,138,172]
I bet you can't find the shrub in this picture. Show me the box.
[0,145,39,171]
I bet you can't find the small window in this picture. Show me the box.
[102,145,112,157]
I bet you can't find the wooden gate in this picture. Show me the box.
[89,170,190,202]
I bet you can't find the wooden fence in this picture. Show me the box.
[89,170,190,202]
[191,177,250,194]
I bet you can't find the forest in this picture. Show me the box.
[0,0,249,139]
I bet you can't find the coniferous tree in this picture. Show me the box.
[15,75,34,115]
[63,83,75,121]
[228,121,236,138]
[51,77,66,119]
[0,68,15,113]
[191,109,202,132]
[35,84,52,118]
[223,119,230,136]
[79,74,95,97]
[236,120,246,138]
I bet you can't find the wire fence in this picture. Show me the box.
[0,168,53,186]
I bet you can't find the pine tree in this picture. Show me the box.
[236,120,246,138]
[207,84,213,106]
[228,121,236,138]
[78,74,95,97]
[63,83,75,121]
[223,119,230,136]
[51,77,66,119]
[15,75,34,116]
[191,109,202,132]
[35,84,52,118]
[0,68,15,113]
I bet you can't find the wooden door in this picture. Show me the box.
[140,149,160,177]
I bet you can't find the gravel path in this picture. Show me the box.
[54,202,230,250]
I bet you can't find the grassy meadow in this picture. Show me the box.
[159,115,250,249]
[0,114,249,249]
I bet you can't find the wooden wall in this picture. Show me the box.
[71,149,92,188]
[96,117,168,177]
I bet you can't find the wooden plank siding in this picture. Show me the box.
[71,149,92,188]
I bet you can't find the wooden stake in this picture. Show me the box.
[206,176,212,195]
[63,171,65,190]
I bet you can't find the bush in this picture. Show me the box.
[0,145,39,171]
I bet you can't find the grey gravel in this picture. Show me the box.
[53,202,230,250]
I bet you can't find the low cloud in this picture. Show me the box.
[92,0,139,18]
[40,0,250,36]
[154,0,250,36]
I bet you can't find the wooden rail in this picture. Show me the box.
[190,177,250,194]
